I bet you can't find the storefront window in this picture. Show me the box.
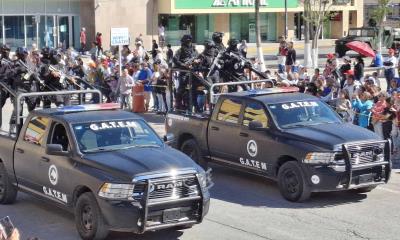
[4,16,25,50]
[58,16,70,48]
[39,16,46,48]
[45,16,55,48]
[159,14,213,46]
[230,13,276,43]
[26,16,38,49]
[0,17,3,46]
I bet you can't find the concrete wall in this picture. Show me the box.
[93,0,158,50]
[214,14,230,45]
[276,13,295,41]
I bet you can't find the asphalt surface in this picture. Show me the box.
[0,105,400,240]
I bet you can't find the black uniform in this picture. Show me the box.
[173,34,199,110]
[39,48,66,107]
[212,32,226,56]
[219,39,249,91]
[0,44,13,127]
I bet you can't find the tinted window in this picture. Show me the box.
[50,123,70,151]
[243,102,269,128]
[24,116,49,146]
[268,100,341,128]
[217,98,242,124]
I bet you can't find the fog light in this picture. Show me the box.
[137,218,142,227]
[311,175,320,184]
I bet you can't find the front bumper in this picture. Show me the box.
[301,141,392,192]
[97,169,211,233]
[98,193,210,233]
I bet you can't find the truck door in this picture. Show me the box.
[14,115,50,194]
[208,97,243,164]
[37,121,74,205]
[237,101,275,175]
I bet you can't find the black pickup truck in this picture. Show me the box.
[0,104,212,240]
[166,88,391,202]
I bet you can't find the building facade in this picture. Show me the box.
[0,0,364,51]
[0,0,82,50]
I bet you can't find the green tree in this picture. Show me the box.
[303,0,332,68]
[371,0,392,53]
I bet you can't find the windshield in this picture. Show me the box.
[268,100,342,129]
[348,29,361,36]
[72,119,163,153]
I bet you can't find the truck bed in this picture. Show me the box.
[166,112,211,157]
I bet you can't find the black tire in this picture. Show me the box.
[352,186,377,194]
[181,139,207,169]
[75,192,109,240]
[278,161,311,202]
[0,162,18,204]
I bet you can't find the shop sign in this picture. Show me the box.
[110,28,130,46]
[175,0,298,9]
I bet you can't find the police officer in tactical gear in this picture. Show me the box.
[173,34,199,110]
[212,32,225,55]
[219,38,250,91]
[0,44,13,127]
[13,47,39,111]
[40,48,65,107]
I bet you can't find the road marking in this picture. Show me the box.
[377,186,400,194]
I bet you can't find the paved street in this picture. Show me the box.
[0,107,400,240]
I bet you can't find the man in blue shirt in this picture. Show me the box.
[137,62,153,111]
[370,50,383,67]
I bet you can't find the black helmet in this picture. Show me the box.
[227,38,240,48]
[41,47,51,58]
[50,49,61,64]
[181,34,193,44]
[16,47,28,58]
[212,32,224,43]
[204,39,215,49]
[1,44,10,52]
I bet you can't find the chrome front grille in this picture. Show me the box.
[133,174,200,202]
[346,142,385,166]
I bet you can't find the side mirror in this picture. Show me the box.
[46,144,68,156]
[163,133,175,144]
[249,121,265,131]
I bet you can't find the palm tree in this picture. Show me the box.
[255,0,266,72]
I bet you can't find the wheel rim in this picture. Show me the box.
[0,172,5,199]
[283,170,300,195]
[81,205,94,232]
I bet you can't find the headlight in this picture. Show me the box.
[98,183,135,200]
[197,169,213,190]
[304,152,336,165]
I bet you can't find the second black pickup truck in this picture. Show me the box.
[166,87,392,202]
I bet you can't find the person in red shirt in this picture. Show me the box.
[96,32,103,56]
[79,27,86,53]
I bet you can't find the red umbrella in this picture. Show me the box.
[345,41,375,58]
